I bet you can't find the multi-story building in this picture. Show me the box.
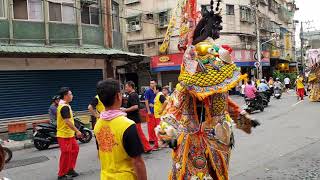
[304,30,320,49]
[0,0,145,121]
[124,0,297,88]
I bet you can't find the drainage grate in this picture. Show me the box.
[5,156,49,169]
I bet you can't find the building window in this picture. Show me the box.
[147,42,155,48]
[146,13,153,20]
[81,4,100,25]
[201,5,211,13]
[13,0,43,20]
[128,44,144,54]
[240,6,253,23]
[158,11,169,28]
[28,0,42,20]
[126,16,141,32]
[268,0,279,13]
[49,3,62,21]
[62,4,76,23]
[13,0,28,19]
[112,1,120,31]
[49,2,75,23]
[226,4,234,15]
[0,0,5,18]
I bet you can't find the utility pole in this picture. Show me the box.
[254,0,263,79]
[299,22,304,75]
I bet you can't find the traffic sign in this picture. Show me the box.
[254,61,261,68]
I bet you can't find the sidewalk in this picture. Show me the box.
[3,139,34,152]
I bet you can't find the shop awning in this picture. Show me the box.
[0,45,147,60]
[235,62,270,67]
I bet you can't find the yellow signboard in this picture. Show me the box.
[271,50,281,58]
[284,33,292,61]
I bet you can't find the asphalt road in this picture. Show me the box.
[2,91,320,180]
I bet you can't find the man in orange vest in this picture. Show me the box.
[56,87,82,180]
[94,79,147,180]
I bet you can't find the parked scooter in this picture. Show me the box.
[244,93,265,114]
[274,87,282,99]
[33,117,92,150]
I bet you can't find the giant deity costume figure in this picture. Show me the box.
[307,49,320,102]
[158,0,260,179]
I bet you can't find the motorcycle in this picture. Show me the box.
[274,87,282,99]
[33,117,93,150]
[0,139,13,163]
[244,92,265,114]
[258,89,272,107]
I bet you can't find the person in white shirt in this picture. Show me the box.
[284,77,291,91]
[274,78,283,90]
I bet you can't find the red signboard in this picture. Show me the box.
[151,50,270,71]
[151,53,184,68]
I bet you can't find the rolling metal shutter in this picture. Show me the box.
[0,69,103,120]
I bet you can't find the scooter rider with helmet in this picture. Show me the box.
[274,78,283,90]
[49,95,60,126]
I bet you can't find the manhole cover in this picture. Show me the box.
[5,156,49,169]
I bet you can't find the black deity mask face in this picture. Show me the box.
[192,0,223,45]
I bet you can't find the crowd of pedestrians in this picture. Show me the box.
[47,79,171,180]
[46,73,309,180]
[238,75,307,101]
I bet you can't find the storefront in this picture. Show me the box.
[151,53,183,89]
[151,50,271,88]
[270,49,293,73]
[232,50,271,78]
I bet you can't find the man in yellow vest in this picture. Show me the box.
[94,79,147,180]
[296,76,305,100]
[153,85,168,150]
[88,95,105,128]
[56,87,82,180]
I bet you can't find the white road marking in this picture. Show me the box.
[291,100,304,107]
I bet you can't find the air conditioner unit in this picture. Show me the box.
[135,25,141,31]
[126,24,141,32]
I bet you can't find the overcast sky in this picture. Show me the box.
[294,0,320,43]
[295,0,320,30]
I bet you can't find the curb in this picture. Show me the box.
[5,140,34,152]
